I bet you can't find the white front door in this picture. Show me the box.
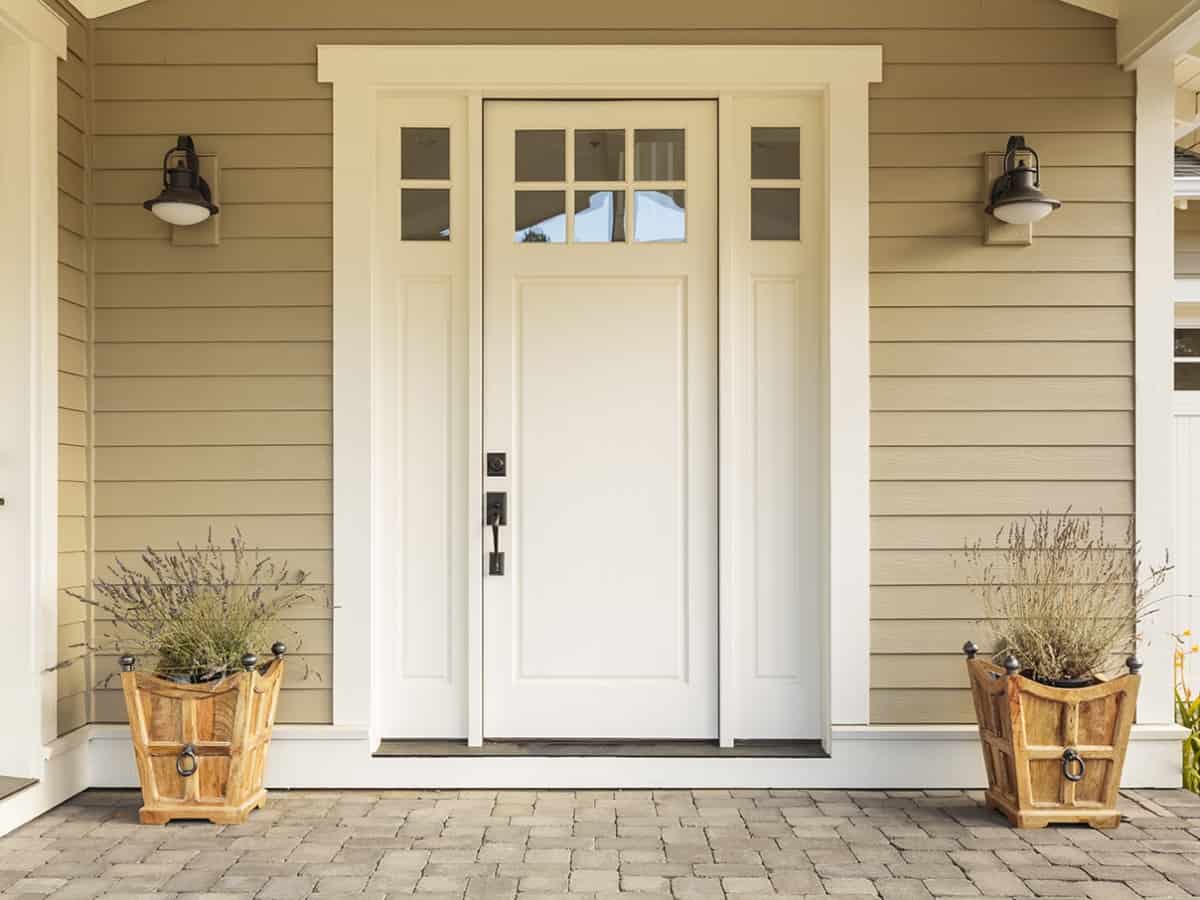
[482,100,718,739]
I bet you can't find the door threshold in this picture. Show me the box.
[374,739,826,758]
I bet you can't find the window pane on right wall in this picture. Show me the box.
[749,127,801,241]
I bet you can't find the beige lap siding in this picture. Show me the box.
[54,0,92,737]
[90,0,1129,726]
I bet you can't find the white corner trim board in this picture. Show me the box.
[319,45,881,751]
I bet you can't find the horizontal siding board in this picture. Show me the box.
[92,28,1119,65]
[870,272,1131,308]
[94,445,331,481]
[93,134,332,170]
[870,202,1131,239]
[870,132,1132,168]
[95,168,331,205]
[96,480,331,516]
[60,409,87,446]
[870,236,1132,273]
[871,689,973,724]
[872,586,986,621]
[871,446,1133,481]
[95,307,331,342]
[870,514,1131,550]
[95,375,331,411]
[93,99,331,136]
[871,343,1132,377]
[871,307,1131,342]
[96,0,1105,29]
[874,410,1133,456]
[870,167,1132,204]
[95,202,332,240]
[95,64,329,100]
[94,410,331,446]
[60,264,86,306]
[58,299,88,340]
[871,481,1132,517]
[871,376,1132,411]
[872,63,1132,99]
[95,272,331,308]
[94,515,331,551]
[60,483,87,518]
[60,373,89,412]
[95,237,332,275]
[59,192,86,237]
[94,342,331,377]
[870,98,1132,134]
[60,445,87,482]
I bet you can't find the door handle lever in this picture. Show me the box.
[486,492,507,576]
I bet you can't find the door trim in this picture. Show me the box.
[319,45,882,748]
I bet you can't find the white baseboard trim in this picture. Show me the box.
[0,732,90,837]
[82,722,1186,791]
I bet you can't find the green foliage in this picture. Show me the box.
[70,530,321,682]
[1175,633,1200,794]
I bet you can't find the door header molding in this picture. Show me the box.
[318,44,882,92]
[321,44,880,744]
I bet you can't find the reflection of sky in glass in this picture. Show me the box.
[515,212,566,243]
[634,191,685,243]
[575,192,619,243]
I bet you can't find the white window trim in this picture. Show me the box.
[318,44,881,746]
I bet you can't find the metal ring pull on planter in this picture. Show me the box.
[176,743,198,778]
[1062,748,1085,783]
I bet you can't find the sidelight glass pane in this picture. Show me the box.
[751,187,800,241]
[401,127,450,180]
[515,190,566,243]
[1176,328,1200,357]
[633,190,685,243]
[515,130,565,182]
[401,189,450,241]
[751,127,801,180]
[574,129,625,181]
[634,129,685,181]
[574,191,626,243]
[1177,362,1200,390]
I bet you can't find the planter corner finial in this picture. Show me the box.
[241,653,258,671]
[271,641,287,658]
[1003,653,1020,676]
[1127,654,1143,674]
[963,641,978,659]
[119,654,135,672]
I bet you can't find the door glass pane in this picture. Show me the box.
[401,189,450,241]
[751,188,800,241]
[515,130,565,182]
[634,129,685,181]
[575,130,625,181]
[401,127,450,180]
[574,191,626,243]
[1177,362,1200,390]
[1177,329,1200,357]
[634,190,685,243]
[515,190,566,243]
[751,127,801,180]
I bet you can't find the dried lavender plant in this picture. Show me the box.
[70,529,321,682]
[961,512,1169,683]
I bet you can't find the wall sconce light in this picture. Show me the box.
[143,136,219,226]
[985,135,1060,225]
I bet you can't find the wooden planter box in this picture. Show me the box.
[119,652,284,825]
[965,651,1139,829]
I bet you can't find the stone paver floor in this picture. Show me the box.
[3,789,1200,900]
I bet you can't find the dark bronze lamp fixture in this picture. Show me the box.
[143,135,219,226]
[985,135,1061,225]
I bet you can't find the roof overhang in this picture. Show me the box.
[1057,0,1118,17]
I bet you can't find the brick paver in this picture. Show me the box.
[3,790,1200,899]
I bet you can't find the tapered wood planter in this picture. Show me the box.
[964,650,1139,829]
[119,652,284,825]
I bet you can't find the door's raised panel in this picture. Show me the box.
[513,276,687,682]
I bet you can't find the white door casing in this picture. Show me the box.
[320,46,881,749]
[482,101,718,739]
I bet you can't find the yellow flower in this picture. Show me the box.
[1187,629,1194,637]
[1192,644,1199,654]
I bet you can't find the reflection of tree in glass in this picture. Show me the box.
[521,229,550,243]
